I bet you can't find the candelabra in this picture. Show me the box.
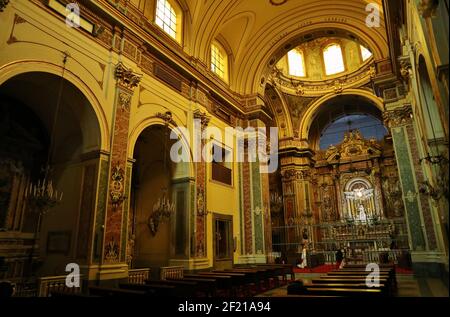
[270,192,283,213]
[24,170,63,218]
[148,193,175,236]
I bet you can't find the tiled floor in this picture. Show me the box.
[256,273,449,297]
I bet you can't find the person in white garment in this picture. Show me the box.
[297,245,308,269]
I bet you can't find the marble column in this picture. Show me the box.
[99,62,141,281]
[384,104,447,277]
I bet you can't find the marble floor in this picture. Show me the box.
[256,273,449,297]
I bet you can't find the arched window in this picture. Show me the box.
[155,0,182,42]
[319,114,388,149]
[287,49,306,77]
[360,45,373,61]
[323,44,345,75]
[211,41,229,82]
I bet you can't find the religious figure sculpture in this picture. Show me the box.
[358,204,367,222]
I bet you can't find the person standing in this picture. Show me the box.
[335,249,343,269]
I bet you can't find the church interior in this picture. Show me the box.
[0,0,448,298]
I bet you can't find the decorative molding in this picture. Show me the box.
[269,62,376,97]
[114,62,142,90]
[118,92,132,110]
[418,0,439,18]
[324,129,382,161]
[155,111,177,126]
[193,109,211,129]
[333,80,344,94]
[398,55,412,82]
[383,105,413,128]
[0,0,10,12]
[270,0,288,5]
[281,169,310,182]
[110,163,125,210]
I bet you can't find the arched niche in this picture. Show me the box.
[0,71,102,277]
[130,124,193,270]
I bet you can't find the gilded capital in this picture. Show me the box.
[418,0,439,18]
[193,109,211,129]
[115,62,142,90]
[383,105,413,128]
[0,0,9,12]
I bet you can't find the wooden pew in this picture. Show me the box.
[287,282,384,297]
[303,282,390,296]
[198,272,246,296]
[89,286,150,297]
[237,264,288,286]
[337,267,397,287]
[254,264,295,282]
[326,271,394,288]
[184,274,232,296]
[119,283,176,296]
[317,276,394,295]
[166,277,217,297]
[145,280,203,296]
[304,287,384,297]
[220,269,264,294]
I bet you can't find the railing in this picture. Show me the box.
[128,268,151,284]
[160,266,183,280]
[12,280,37,297]
[314,251,336,264]
[37,275,83,297]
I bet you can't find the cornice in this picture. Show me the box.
[269,62,377,97]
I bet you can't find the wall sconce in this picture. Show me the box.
[419,180,448,201]
[419,153,448,165]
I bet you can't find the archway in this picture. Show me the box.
[130,124,192,271]
[299,90,384,144]
[0,71,102,279]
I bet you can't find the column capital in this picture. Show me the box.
[383,104,413,128]
[418,0,439,18]
[114,62,142,91]
[0,0,9,12]
[193,109,211,129]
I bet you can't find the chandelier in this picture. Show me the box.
[25,168,63,217]
[148,192,175,236]
[147,124,175,236]
[270,192,283,213]
[25,53,68,219]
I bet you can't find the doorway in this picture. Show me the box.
[213,214,233,270]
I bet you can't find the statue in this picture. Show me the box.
[358,204,367,221]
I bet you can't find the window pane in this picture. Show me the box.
[287,49,305,77]
[323,44,345,75]
[155,0,177,40]
[360,45,373,61]
[211,43,226,79]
